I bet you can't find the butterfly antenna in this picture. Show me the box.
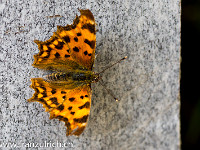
[97,56,127,102]
[99,80,119,101]
[98,56,127,75]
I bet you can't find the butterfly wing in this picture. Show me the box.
[28,78,91,136]
[33,9,96,71]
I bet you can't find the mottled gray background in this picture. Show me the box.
[0,0,180,150]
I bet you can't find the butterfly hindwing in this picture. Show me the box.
[33,9,96,71]
[28,78,91,136]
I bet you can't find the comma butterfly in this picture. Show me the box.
[28,9,126,136]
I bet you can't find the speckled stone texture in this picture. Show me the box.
[0,0,180,150]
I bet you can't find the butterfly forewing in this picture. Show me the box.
[32,9,96,71]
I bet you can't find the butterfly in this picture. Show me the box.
[28,9,98,136]
[28,9,126,136]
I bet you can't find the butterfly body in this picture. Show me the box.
[47,70,99,83]
[28,9,97,136]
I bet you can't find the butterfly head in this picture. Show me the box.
[93,73,101,83]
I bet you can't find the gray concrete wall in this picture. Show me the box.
[0,0,180,149]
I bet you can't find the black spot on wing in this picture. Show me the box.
[57,104,64,111]
[55,41,64,49]
[38,98,51,109]
[45,37,58,46]
[68,106,72,110]
[50,97,59,105]
[82,23,95,34]
[41,92,47,98]
[70,112,75,115]
[57,115,69,124]
[73,47,79,52]
[47,47,52,51]
[69,97,75,102]
[40,47,52,59]
[40,85,46,91]
[77,32,82,36]
[78,102,90,109]
[51,89,56,94]
[84,39,95,49]
[65,54,70,58]
[38,51,44,56]
[74,115,88,123]
[61,91,66,94]
[84,51,88,55]
[74,37,78,42]
[55,52,60,58]
[63,36,70,43]
[34,86,47,98]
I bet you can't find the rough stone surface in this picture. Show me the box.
[0,0,181,149]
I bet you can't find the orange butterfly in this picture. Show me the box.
[28,9,126,136]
